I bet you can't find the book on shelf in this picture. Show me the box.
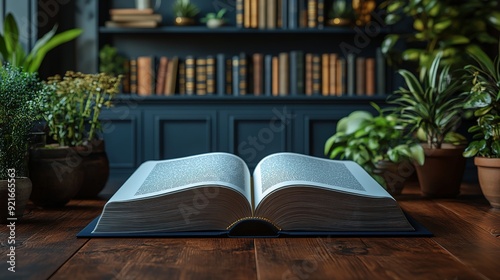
[206,56,216,95]
[164,57,179,96]
[225,58,233,95]
[365,57,375,96]
[185,56,196,95]
[346,53,356,96]
[264,54,273,96]
[356,57,366,96]
[250,0,258,28]
[129,58,138,94]
[272,56,279,96]
[312,54,321,95]
[278,52,289,96]
[321,53,329,96]
[109,8,154,15]
[252,53,264,96]
[137,56,154,96]
[232,56,240,96]
[216,54,226,96]
[155,56,168,95]
[267,0,277,29]
[307,0,317,28]
[305,53,313,96]
[196,58,207,95]
[376,47,386,95]
[258,0,267,29]
[317,0,325,28]
[178,61,186,95]
[289,50,304,95]
[238,53,248,95]
[329,53,337,96]
[110,14,162,22]
[105,20,158,28]
[336,57,346,96]
[79,152,428,237]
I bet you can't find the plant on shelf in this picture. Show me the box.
[462,44,500,208]
[324,103,424,194]
[200,8,226,28]
[99,44,126,77]
[173,0,200,26]
[327,0,355,26]
[0,13,82,73]
[380,0,500,74]
[389,53,468,197]
[0,64,46,221]
[29,72,122,206]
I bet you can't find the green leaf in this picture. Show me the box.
[3,13,19,54]
[487,11,500,30]
[398,69,425,97]
[466,45,495,75]
[402,49,421,61]
[324,135,337,156]
[433,19,452,32]
[492,140,500,156]
[381,35,399,54]
[464,92,492,109]
[440,35,470,47]
[0,35,8,59]
[384,14,401,25]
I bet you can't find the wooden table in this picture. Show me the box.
[1,183,499,279]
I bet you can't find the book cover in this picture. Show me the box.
[165,57,179,96]
[272,56,279,96]
[226,58,233,95]
[336,57,346,96]
[356,57,366,96]
[77,152,431,238]
[365,57,375,96]
[281,0,288,29]
[278,52,289,96]
[206,56,216,95]
[196,58,207,95]
[155,56,168,95]
[244,0,251,28]
[253,53,264,96]
[122,58,131,94]
[137,56,154,96]
[321,53,329,96]
[250,0,258,28]
[110,14,162,22]
[185,56,196,95]
[289,0,298,29]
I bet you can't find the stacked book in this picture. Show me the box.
[105,8,162,28]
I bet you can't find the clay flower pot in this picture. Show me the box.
[474,157,500,208]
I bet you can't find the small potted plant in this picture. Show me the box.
[324,103,424,194]
[327,0,354,26]
[29,72,122,206]
[390,53,468,197]
[173,0,200,26]
[0,13,82,73]
[462,44,500,208]
[0,64,46,221]
[200,8,226,29]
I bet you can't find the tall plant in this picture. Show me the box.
[40,72,121,147]
[389,53,466,149]
[0,64,46,179]
[0,13,82,72]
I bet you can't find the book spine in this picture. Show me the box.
[244,0,251,28]
[258,0,266,29]
[239,53,247,95]
[253,53,264,95]
[336,58,346,95]
[365,57,375,96]
[232,56,240,96]
[278,52,289,96]
[267,0,277,29]
[296,51,305,95]
[289,0,298,29]
[250,0,258,28]
[317,0,324,29]
[289,51,302,95]
[178,60,186,95]
[307,0,317,28]
[312,54,321,95]
[264,54,273,96]
[226,58,233,95]
[236,0,244,28]
[166,57,179,95]
[130,58,138,94]
[356,57,366,96]
[206,56,215,95]
[272,56,279,96]
[321,53,329,96]
[185,56,195,95]
[346,53,355,96]
[277,0,282,28]
[329,54,337,96]
[281,0,288,29]
[216,54,226,96]
[376,47,386,95]
[155,56,168,95]
[122,58,131,94]
[137,56,154,96]
[196,58,207,95]
[305,53,313,96]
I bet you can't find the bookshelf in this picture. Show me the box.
[96,0,399,183]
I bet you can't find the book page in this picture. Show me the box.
[108,152,252,204]
[253,153,391,207]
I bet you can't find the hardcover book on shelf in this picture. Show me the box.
[185,56,196,95]
[164,57,179,96]
[278,52,289,96]
[105,20,158,28]
[78,152,431,238]
[109,8,154,15]
[137,56,155,96]
[206,56,216,95]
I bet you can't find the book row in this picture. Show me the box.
[123,50,387,97]
[237,0,330,29]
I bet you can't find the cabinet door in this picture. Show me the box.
[220,108,292,170]
[143,109,217,160]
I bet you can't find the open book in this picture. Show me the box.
[83,152,422,237]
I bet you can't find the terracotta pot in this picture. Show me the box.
[29,145,84,207]
[474,157,500,208]
[373,160,415,195]
[0,178,32,223]
[174,17,194,26]
[74,140,110,199]
[415,144,466,198]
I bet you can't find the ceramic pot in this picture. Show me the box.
[0,178,32,223]
[206,19,224,28]
[415,144,466,198]
[74,140,110,198]
[474,157,500,208]
[29,145,84,207]
[175,17,195,26]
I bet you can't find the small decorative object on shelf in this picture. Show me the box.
[352,0,376,26]
[173,0,199,26]
[200,8,226,29]
[327,0,354,26]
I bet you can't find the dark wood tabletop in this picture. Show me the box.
[1,183,499,280]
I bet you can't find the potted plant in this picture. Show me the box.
[0,64,46,221]
[200,8,227,29]
[29,71,122,206]
[380,0,500,72]
[327,0,355,26]
[173,0,200,26]
[324,103,424,194]
[462,44,500,208]
[0,13,82,73]
[390,53,468,197]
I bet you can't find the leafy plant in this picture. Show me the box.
[39,72,122,147]
[389,53,466,149]
[0,64,46,179]
[324,103,424,186]
[462,44,500,158]
[328,0,355,21]
[200,8,227,23]
[173,0,200,18]
[380,0,500,75]
[0,13,82,73]
[99,44,126,77]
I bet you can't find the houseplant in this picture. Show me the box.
[0,64,46,221]
[327,0,355,26]
[0,13,82,73]
[462,44,500,208]
[390,53,467,197]
[30,71,122,205]
[380,0,500,74]
[173,0,200,26]
[200,8,226,29]
[324,103,424,194]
